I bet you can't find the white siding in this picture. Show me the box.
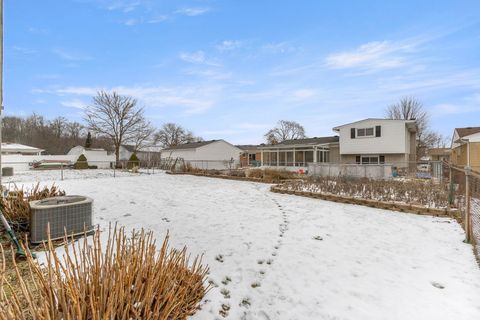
[160,140,242,169]
[336,119,410,155]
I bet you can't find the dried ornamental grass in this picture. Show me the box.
[0,183,65,225]
[0,226,210,320]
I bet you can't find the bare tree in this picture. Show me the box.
[66,122,84,140]
[131,119,155,151]
[386,96,428,133]
[154,123,202,147]
[264,120,306,144]
[84,91,147,163]
[385,96,443,157]
[50,117,68,138]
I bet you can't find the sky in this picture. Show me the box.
[5,0,480,144]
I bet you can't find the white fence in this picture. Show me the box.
[308,163,393,179]
[1,154,115,171]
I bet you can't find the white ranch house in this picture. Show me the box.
[161,140,242,170]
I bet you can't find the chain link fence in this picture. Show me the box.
[449,164,480,261]
[0,160,163,183]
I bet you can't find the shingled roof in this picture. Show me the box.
[260,136,339,148]
[456,127,480,138]
[162,140,219,151]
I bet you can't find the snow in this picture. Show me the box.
[10,170,480,320]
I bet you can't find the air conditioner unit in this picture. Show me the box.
[30,196,94,244]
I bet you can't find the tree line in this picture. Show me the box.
[2,92,446,161]
[2,91,203,161]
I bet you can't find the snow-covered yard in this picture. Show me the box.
[8,170,480,320]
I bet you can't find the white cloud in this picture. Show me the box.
[124,18,138,26]
[324,40,416,71]
[292,89,318,100]
[147,15,168,23]
[216,40,242,51]
[262,42,302,54]
[12,46,36,55]
[36,84,221,114]
[179,51,221,67]
[52,48,92,61]
[176,7,210,16]
[105,0,141,12]
[61,99,88,109]
[27,27,48,35]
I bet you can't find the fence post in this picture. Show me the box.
[465,166,471,242]
[113,163,116,178]
[61,163,64,181]
[448,166,454,206]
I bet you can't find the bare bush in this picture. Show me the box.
[0,225,209,320]
[279,177,449,208]
[246,169,297,181]
[1,183,65,228]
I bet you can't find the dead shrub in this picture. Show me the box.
[247,169,264,179]
[0,225,209,320]
[278,177,449,208]
[228,170,246,177]
[0,183,65,230]
[263,169,297,181]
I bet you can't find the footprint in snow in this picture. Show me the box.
[123,213,132,217]
[219,303,230,318]
[240,298,251,308]
[257,259,265,265]
[215,254,224,263]
[129,201,136,204]
[221,276,232,285]
[313,236,323,241]
[220,288,231,299]
[431,281,445,289]
[161,217,170,222]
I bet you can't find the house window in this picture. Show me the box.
[357,127,375,137]
[317,150,330,163]
[248,153,256,161]
[358,155,385,164]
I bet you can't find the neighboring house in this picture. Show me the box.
[119,144,163,164]
[237,145,264,167]
[67,146,115,168]
[451,127,480,172]
[259,136,340,168]
[259,118,417,170]
[333,118,417,168]
[427,148,451,162]
[1,143,44,155]
[161,140,242,170]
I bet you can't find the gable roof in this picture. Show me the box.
[260,136,339,149]
[1,143,44,153]
[162,140,220,151]
[121,144,136,152]
[333,118,416,131]
[455,127,480,139]
[236,144,265,151]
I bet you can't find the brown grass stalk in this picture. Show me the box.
[0,225,209,319]
[0,183,66,225]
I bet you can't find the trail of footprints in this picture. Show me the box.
[215,196,290,318]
